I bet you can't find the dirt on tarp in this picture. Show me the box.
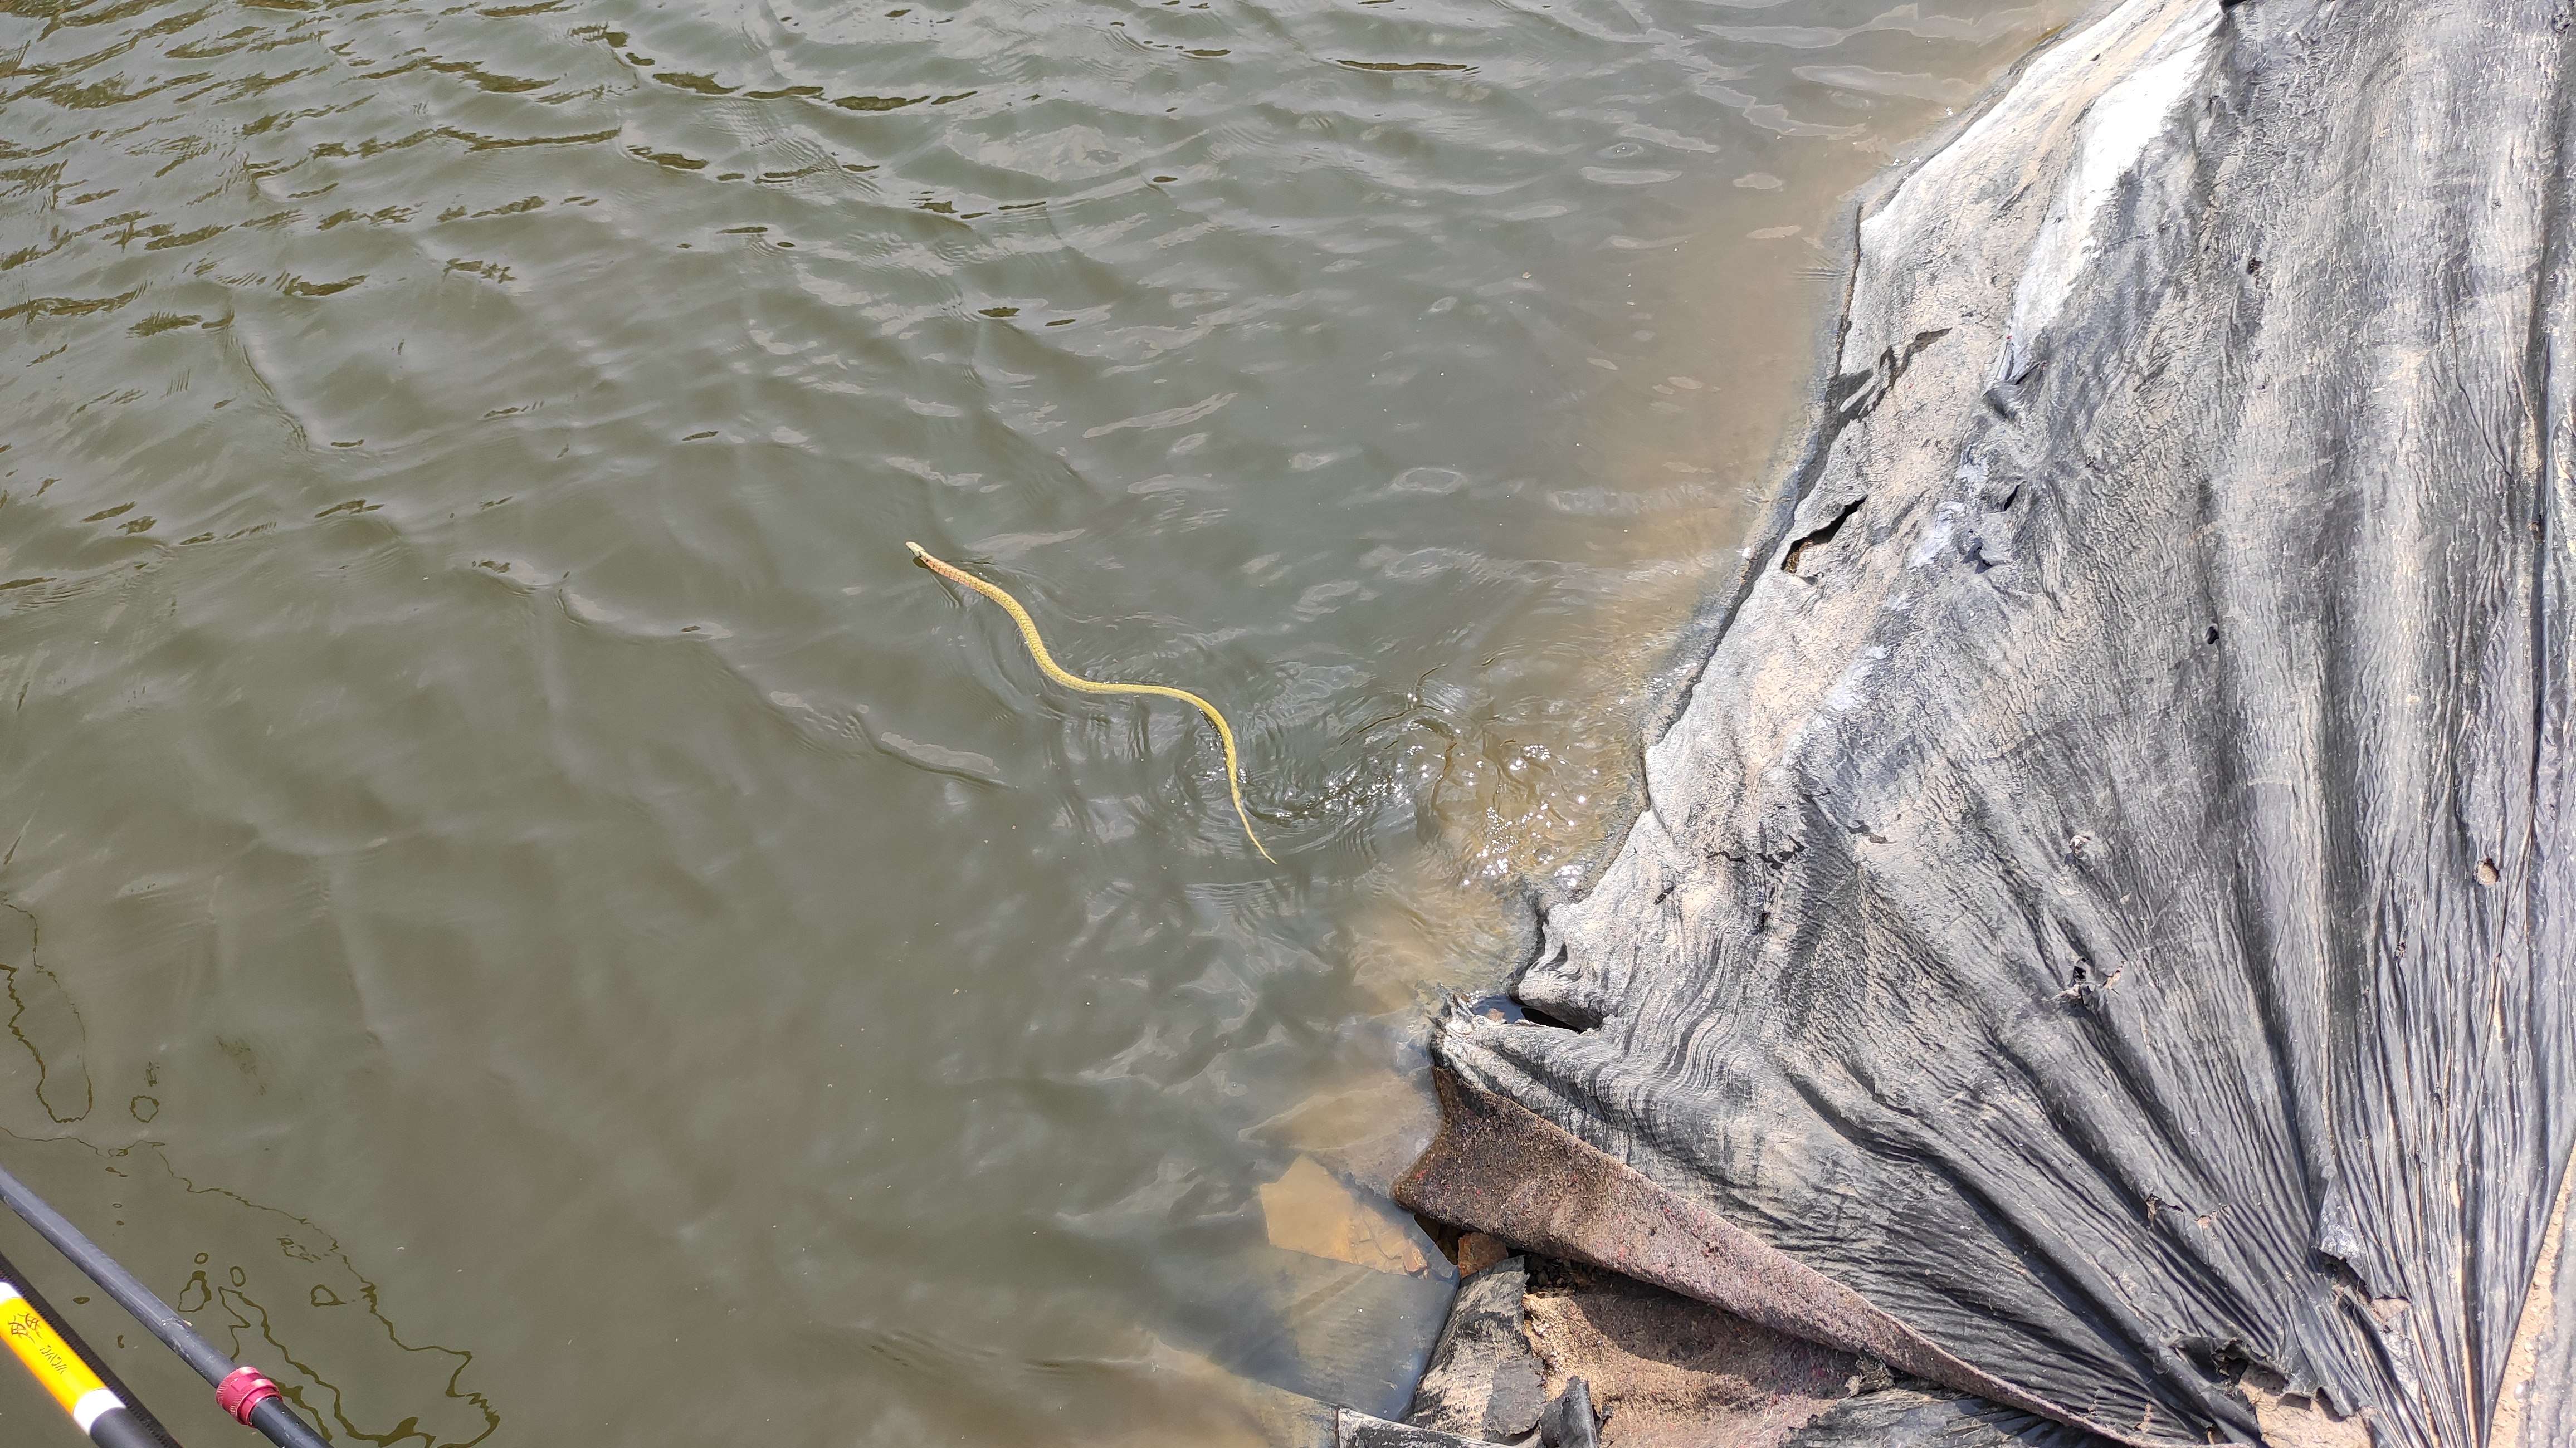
[1396,0,2576,1445]
[1373,1237,2112,1448]
[1518,1260,1868,1448]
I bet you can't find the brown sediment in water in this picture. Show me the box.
[1338,194,1861,1008]
[1263,199,1861,1295]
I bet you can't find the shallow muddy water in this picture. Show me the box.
[0,0,2076,1441]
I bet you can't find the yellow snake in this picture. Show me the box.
[908,542,1276,863]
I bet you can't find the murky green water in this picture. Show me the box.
[0,0,2075,1441]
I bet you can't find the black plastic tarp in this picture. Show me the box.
[1396,1,2576,1444]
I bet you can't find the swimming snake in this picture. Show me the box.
[908,542,1276,864]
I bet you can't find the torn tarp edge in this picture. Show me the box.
[1391,1064,2161,1448]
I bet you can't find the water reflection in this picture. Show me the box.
[1,0,2080,1440]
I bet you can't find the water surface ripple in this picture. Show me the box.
[1,0,2076,1440]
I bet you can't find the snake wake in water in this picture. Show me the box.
[908,542,1276,864]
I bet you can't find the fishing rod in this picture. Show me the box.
[0,1161,330,1448]
[0,1239,180,1447]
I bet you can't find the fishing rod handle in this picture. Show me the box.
[0,1165,227,1383]
[0,1281,167,1448]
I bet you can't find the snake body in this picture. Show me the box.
[908,542,1276,864]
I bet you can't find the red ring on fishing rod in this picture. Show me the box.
[216,1365,281,1424]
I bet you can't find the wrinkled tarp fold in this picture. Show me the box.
[1400,0,2576,1443]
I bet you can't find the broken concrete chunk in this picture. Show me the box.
[1536,1376,1599,1448]
[1403,1258,1547,1442]
[1453,1231,1513,1278]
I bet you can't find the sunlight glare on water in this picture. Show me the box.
[0,0,2081,1440]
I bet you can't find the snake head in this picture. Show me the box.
[905,541,930,562]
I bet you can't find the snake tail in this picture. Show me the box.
[908,542,1277,864]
